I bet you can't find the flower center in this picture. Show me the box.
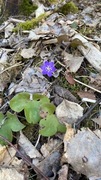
[46,66,52,72]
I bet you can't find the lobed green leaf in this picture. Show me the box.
[39,114,59,137]
[10,92,30,112]
[24,101,41,124]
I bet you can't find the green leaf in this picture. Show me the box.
[39,114,59,137]
[57,123,66,133]
[0,112,4,120]
[0,125,12,145]
[10,92,30,112]
[24,101,41,124]
[33,94,50,103]
[0,113,12,145]
[41,103,56,114]
[0,112,25,145]
[6,112,25,131]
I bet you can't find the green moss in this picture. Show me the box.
[19,0,38,16]
[59,1,78,15]
[48,0,59,4]
[14,12,50,31]
[56,74,80,96]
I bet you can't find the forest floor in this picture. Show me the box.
[0,0,101,180]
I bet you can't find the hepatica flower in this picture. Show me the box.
[41,60,56,77]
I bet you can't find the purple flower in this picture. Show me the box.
[40,60,56,77]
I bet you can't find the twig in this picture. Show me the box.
[0,135,49,180]
[75,97,101,127]
[0,63,23,75]
[74,78,101,94]
[35,134,41,148]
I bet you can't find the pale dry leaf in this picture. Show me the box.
[92,116,101,127]
[35,4,45,18]
[34,22,50,34]
[89,73,101,86]
[58,164,68,180]
[62,51,83,73]
[28,30,46,40]
[0,168,24,180]
[0,146,16,166]
[0,50,8,65]
[0,145,7,163]
[64,128,101,179]
[14,67,50,94]
[63,124,75,152]
[40,138,62,157]
[72,33,101,72]
[5,22,14,38]
[0,98,3,107]
[20,48,36,59]
[18,131,42,159]
[56,99,83,124]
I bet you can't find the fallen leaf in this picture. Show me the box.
[56,99,83,124]
[0,168,24,180]
[64,71,75,85]
[37,152,61,179]
[0,145,7,163]
[40,138,62,157]
[20,48,36,59]
[64,128,101,179]
[18,131,42,159]
[92,116,101,127]
[77,91,96,103]
[13,67,50,94]
[62,51,84,73]
[4,22,14,38]
[35,4,45,18]
[63,124,75,152]
[58,164,68,180]
[72,33,101,72]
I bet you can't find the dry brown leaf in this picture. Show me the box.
[64,71,75,85]
[56,99,83,124]
[77,91,96,103]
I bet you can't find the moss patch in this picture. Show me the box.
[59,1,78,15]
[19,0,38,16]
[14,12,51,31]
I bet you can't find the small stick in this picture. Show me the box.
[74,78,101,94]
[0,63,23,75]
[75,97,101,127]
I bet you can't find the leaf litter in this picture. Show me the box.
[0,0,101,179]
